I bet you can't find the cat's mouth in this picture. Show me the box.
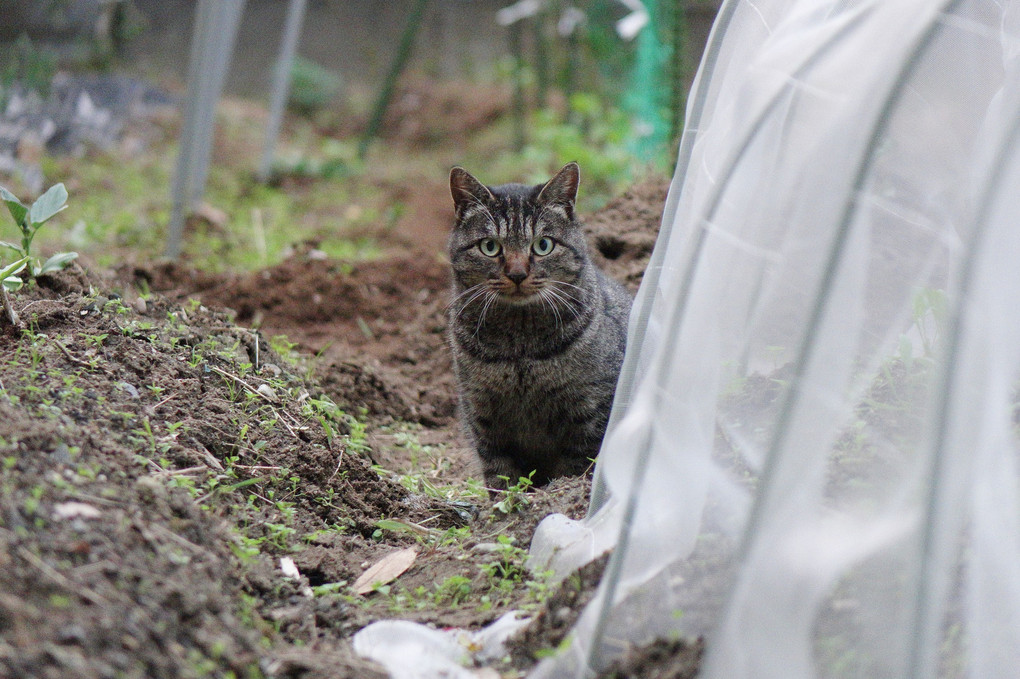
[491,279,540,302]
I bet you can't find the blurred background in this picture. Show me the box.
[0,0,720,271]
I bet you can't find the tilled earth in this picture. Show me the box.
[0,179,706,678]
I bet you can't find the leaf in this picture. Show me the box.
[0,256,29,280]
[0,240,21,254]
[37,251,78,275]
[351,547,417,595]
[0,186,28,227]
[28,183,68,227]
[2,275,24,292]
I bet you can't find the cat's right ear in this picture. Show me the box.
[450,167,494,217]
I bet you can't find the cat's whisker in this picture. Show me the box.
[545,284,583,305]
[451,286,496,335]
[473,290,499,339]
[538,288,565,333]
[448,282,488,308]
[549,280,587,296]
[448,284,493,319]
[548,284,587,319]
[542,286,584,324]
[450,293,487,324]
[541,280,584,305]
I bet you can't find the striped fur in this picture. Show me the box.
[446,163,632,489]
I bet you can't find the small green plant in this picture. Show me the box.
[433,574,474,606]
[1,35,57,105]
[288,56,343,116]
[480,535,528,584]
[493,471,535,514]
[0,256,29,324]
[0,183,78,285]
[0,256,29,290]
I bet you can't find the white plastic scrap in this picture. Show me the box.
[353,612,531,678]
[496,0,543,26]
[52,501,102,521]
[279,556,313,597]
[615,0,649,40]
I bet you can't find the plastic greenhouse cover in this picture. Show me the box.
[526,0,1020,677]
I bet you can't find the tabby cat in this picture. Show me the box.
[446,162,632,489]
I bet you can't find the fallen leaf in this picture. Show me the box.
[352,547,417,595]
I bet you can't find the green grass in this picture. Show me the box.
[22,114,390,272]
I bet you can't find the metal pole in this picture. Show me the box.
[166,0,246,259]
[167,0,214,259]
[188,0,246,209]
[258,0,309,182]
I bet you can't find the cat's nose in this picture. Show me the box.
[507,271,528,286]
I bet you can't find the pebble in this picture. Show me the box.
[256,383,277,401]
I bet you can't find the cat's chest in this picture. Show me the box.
[470,357,567,394]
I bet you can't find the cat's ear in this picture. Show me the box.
[536,162,580,212]
[450,167,494,216]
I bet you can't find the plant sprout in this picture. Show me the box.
[0,182,79,288]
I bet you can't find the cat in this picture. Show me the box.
[446,162,632,490]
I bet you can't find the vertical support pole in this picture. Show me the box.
[533,10,548,108]
[358,0,430,160]
[667,0,687,150]
[166,0,246,259]
[258,0,309,182]
[509,21,527,152]
[557,6,585,125]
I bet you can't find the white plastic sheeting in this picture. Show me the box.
[529,0,1020,677]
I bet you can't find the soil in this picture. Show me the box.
[0,179,684,678]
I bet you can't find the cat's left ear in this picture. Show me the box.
[450,167,494,216]
[536,162,580,215]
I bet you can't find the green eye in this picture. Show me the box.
[479,238,501,257]
[532,236,555,256]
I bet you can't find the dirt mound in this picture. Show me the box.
[137,250,457,427]
[0,266,464,677]
[585,178,670,290]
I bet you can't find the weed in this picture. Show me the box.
[263,522,297,550]
[493,472,535,514]
[102,297,130,315]
[1,35,57,104]
[492,93,656,207]
[433,574,474,606]
[269,335,300,365]
[905,286,948,362]
[83,333,109,348]
[480,535,527,583]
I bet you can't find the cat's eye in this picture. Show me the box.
[478,238,502,257]
[532,237,555,256]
